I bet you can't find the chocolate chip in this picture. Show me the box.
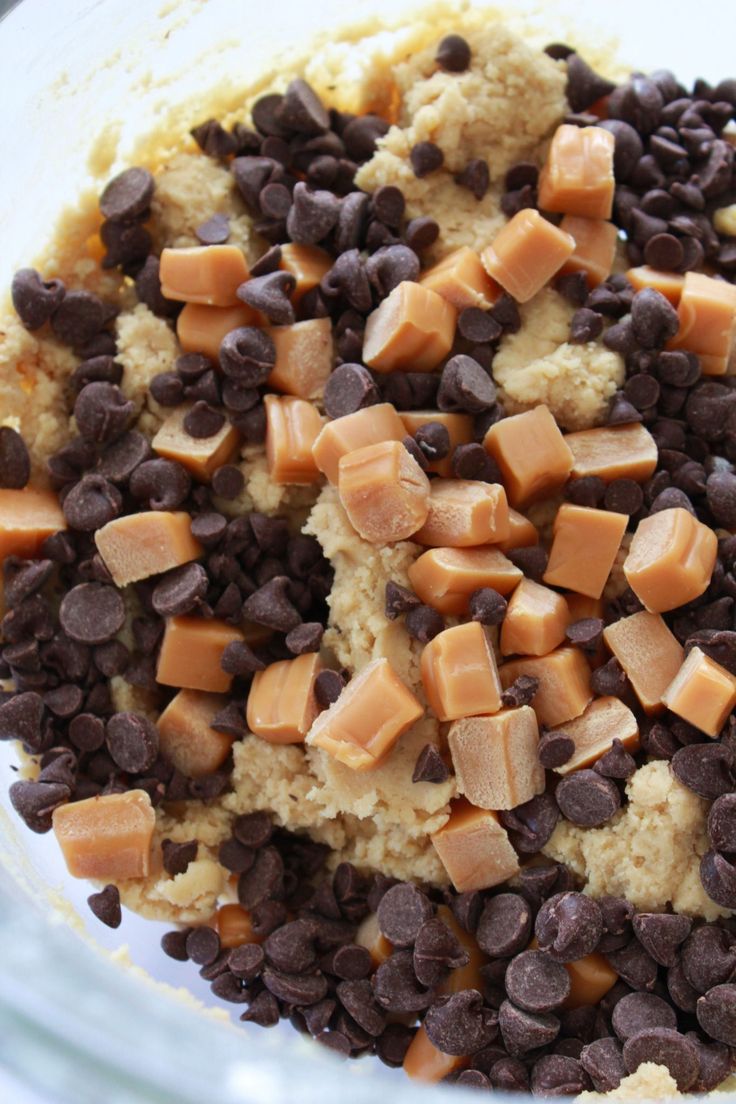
[404,216,439,252]
[242,576,301,632]
[129,459,190,510]
[455,158,490,200]
[237,270,296,325]
[556,270,589,307]
[371,185,405,228]
[106,712,159,773]
[706,472,736,530]
[476,893,532,958]
[409,141,444,179]
[631,913,692,968]
[606,939,658,992]
[538,729,574,769]
[451,442,499,481]
[411,422,449,464]
[0,428,30,489]
[384,580,420,620]
[59,583,124,645]
[631,289,680,349]
[556,768,621,827]
[233,811,272,850]
[51,290,109,347]
[591,656,628,698]
[672,744,734,800]
[500,674,540,710]
[436,33,471,72]
[603,478,644,515]
[186,926,221,967]
[536,892,602,962]
[412,917,468,989]
[285,181,340,244]
[313,669,345,709]
[192,213,230,246]
[425,990,497,1056]
[565,617,605,654]
[697,984,736,1046]
[607,392,643,426]
[219,640,264,678]
[219,326,275,386]
[342,115,389,162]
[377,883,433,948]
[412,744,449,784]
[87,884,122,928]
[570,308,603,344]
[100,167,154,222]
[580,1037,627,1092]
[531,1054,589,1095]
[180,401,224,440]
[285,622,324,655]
[11,268,65,330]
[162,838,198,876]
[322,363,378,420]
[594,739,637,780]
[624,373,660,410]
[566,53,616,113]
[505,949,571,1014]
[9,779,70,833]
[506,545,548,582]
[151,563,208,618]
[701,852,736,910]
[612,992,678,1043]
[499,999,560,1057]
[74,382,133,444]
[623,1028,699,1091]
[404,604,443,644]
[96,431,152,485]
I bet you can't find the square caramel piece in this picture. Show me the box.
[338,440,430,544]
[626,266,684,306]
[307,657,423,770]
[0,487,66,561]
[421,621,502,722]
[500,646,592,728]
[400,412,473,478]
[408,546,522,616]
[544,503,628,600]
[662,647,736,738]
[157,689,234,777]
[159,245,250,307]
[431,799,520,893]
[95,511,202,588]
[484,405,573,508]
[623,507,717,613]
[669,271,736,376]
[480,209,575,303]
[52,790,155,880]
[153,404,240,481]
[497,508,539,553]
[156,615,243,694]
[362,281,457,373]
[265,394,323,485]
[312,402,406,484]
[419,246,501,310]
[603,610,684,715]
[413,479,509,548]
[265,318,333,401]
[558,216,618,288]
[565,423,658,484]
[177,302,260,361]
[537,125,616,220]
[551,696,639,775]
[448,706,544,810]
[500,577,569,657]
[247,653,323,744]
[563,954,618,1010]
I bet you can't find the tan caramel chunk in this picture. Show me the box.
[497,509,539,552]
[623,507,717,613]
[551,696,640,775]
[431,799,520,893]
[500,646,592,728]
[481,209,575,303]
[355,912,393,968]
[565,593,604,623]
[157,689,234,777]
[603,610,684,715]
[307,657,423,770]
[537,125,616,220]
[408,546,522,616]
[414,479,510,547]
[52,790,155,880]
[0,487,65,562]
[156,615,243,694]
[312,402,406,484]
[400,411,473,478]
[362,281,457,373]
[626,266,684,305]
[484,405,574,508]
[338,440,429,543]
[565,423,658,483]
[265,318,333,400]
[544,503,628,600]
[160,245,250,307]
[419,246,501,310]
[668,271,736,375]
[421,621,502,722]
[246,653,323,745]
[449,706,544,810]
[500,578,569,657]
[264,394,323,485]
[404,1025,469,1083]
[562,954,618,1009]
[176,302,260,360]
[559,216,618,288]
[95,511,202,588]
[152,404,240,481]
[661,647,736,738]
[437,904,486,992]
[217,904,264,948]
[279,242,331,303]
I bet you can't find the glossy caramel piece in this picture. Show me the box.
[497,509,539,552]
[95,511,202,587]
[399,411,473,478]
[419,246,501,310]
[437,904,486,992]
[562,953,618,1009]
[481,208,575,303]
[156,615,243,694]
[408,546,522,616]
[484,405,574,508]
[448,706,544,811]
[279,242,331,304]
[565,423,658,483]
[421,621,502,722]
[152,404,240,481]
[537,125,616,220]
[246,653,323,745]
[413,479,510,548]
[499,646,592,728]
[176,302,261,360]
[312,402,406,484]
[603,611,684,715]
[544,503,628,600]
[157,689,234,777]
[355,912,393,968]
[661,646,736,738]
[338,440,430,543]
[623,507,717,614]
[669,271,736,375]
[217,904,264,948]
[307,657,423,770]
[265,318,333,400]
[264,394,323,485]
[626,266,685,305]
[0,487,65,562]
[160,245,250,307]
[52,790,155,880]
[431,799,520,893]
[404,1026,469,1083]
[362,281,457,373]
[500,578,569,657]
[559,216,618,288]
[552,696,640,775]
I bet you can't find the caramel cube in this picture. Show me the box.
[565,593,604,623]
[481,209,575,303]
[408,546,522,616]
[559,216,618,288]
[355,912,393,968]
[421,621,502,722]
[95,511,202,588]
[52,790,155,880]
[623,507,717,614]
[500,577,569,657]
[246,653,323,745]
[153,404,240,481]
[626,266,684,305]
[217,904,264,949]
[552,696,640,775]
[436,904,487,992]
[497,508,539,552]
[484,405,574,508]
[156,615,243,693]
[500,646,592,728]
[160,245,250,307]
[603,610,684,715]
[544,503,628,600]
[419,246,501,310]
[264,394,323,485]
[431,799,520,893]
[266,318,333,400]
[669,271,736,376]
[312,402,406,484]
[0,488,65,561]
[562,954,618,1010]
[448,706,544,810]
[565,423,658,484]
[537,125,616,220]
[279,242,331,304]
[157,689,234,777]
[399,411,473,478]
[413,479,510,547]
[338,440,430,543]
[404,1026,468,1083]
[307,657,423,770]
[177,302,261,361]
[661,647,736,738]
[362,281,457,373]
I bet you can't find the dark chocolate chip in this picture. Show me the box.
[384,580,420,620]
[425,990,497,1056]
[0,428,31,489]
[377,883,433,948]
[106,712,159,773]
[700,852,736,910]
[604,478,644,515]
[697,984,736,1046]
[87,884,122,928]
[612,992,678,1042]
[631,288,680,349]
[100,167,154,222]
[323,364,378,420]
[51,290,109,347]
[238,270,296,325]
[538,729,574,768]
[74,382,133,444]
[606,938,659,992]
[129,458,191,510]
[455,159,490,200]
[672,743,734,800]
[9,779,70,833]
[466,587,507,626]
[286,181,340,244]
[11,268,65,330]
[593,738,637,780]
[477,893,532,958]
[412,743,449,784]
[162,838,198,876]
[280,78,329,136]
[232,811,272,850]
[451,442,499,481]
[404,217,439,252]
[580,1037,627,1092]
[566,53,616,113]
[410,141,444,178]
[505,949,570,1013]
[556,769,621,827]
[314,669,345,709]
[219,326,275,385]
[499,999,560,1057]
[151,563,208,618]
[436,33,471,72]
[630,913,691,969]
[59,583,125,645]
[285,622,324,655]
[186,926,221,967]
[591,656,628,698]
[623,1028,699,1091]
[500,674,540,709]
[536,892,602,963]
[412,917,468,989]
[242,576,301,632]
[404,604,443,644]
[570,308,603,344]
